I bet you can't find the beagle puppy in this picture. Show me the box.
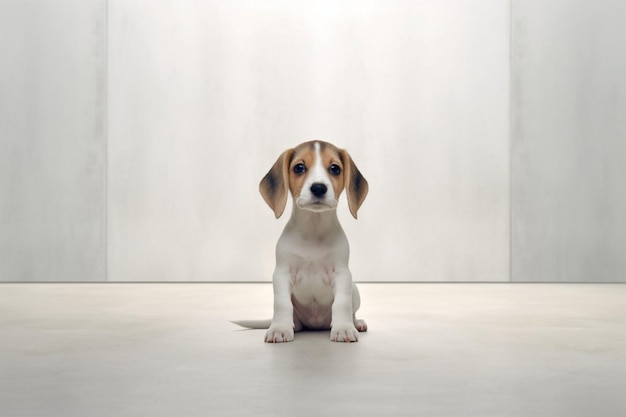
[235,140,368,343]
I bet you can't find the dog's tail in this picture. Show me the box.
[231,319,272,329]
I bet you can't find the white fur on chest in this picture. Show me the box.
[276,213,349,329]
[290,258,335,329]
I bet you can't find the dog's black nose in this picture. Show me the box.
[310,183,327,197]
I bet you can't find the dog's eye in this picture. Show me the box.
[329,164,341,176]
[293,163,306,174]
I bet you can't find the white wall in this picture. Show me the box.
[0,0,106,281]
[107,0,510,282]
[1,1,625,282]
[511,0,626,282]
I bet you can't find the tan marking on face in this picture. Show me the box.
[319,142,345,200]
[287,141,345,201]
[288,141,315,199]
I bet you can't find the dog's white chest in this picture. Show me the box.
[291,256,336,293]
[281,237,340,329]
[290,258,335,329]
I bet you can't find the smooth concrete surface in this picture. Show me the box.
[1,283,625,417]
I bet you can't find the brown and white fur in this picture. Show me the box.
[234,140,368,343]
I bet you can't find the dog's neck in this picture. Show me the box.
[287,202,342,239]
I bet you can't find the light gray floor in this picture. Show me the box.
[1,283,625,417]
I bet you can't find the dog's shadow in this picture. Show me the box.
[234,326,367,345]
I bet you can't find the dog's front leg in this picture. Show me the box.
[266,266,294,343]
[331,268,359,342]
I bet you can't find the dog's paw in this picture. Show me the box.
[265,325,294,343]
[354,319,368,332]
[330,324,359,343]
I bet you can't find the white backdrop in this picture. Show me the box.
[511,0,626,282]
[107,0,509,282]
[0,0,107,282]
[2,1,625,282]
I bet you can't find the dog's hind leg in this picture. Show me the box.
[352,284,367,332]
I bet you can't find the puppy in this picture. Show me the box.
[235,140,368,342]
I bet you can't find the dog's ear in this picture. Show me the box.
[340,150,368,219]
[259,149,294,218]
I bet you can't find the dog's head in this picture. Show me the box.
[260,140,368,219]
